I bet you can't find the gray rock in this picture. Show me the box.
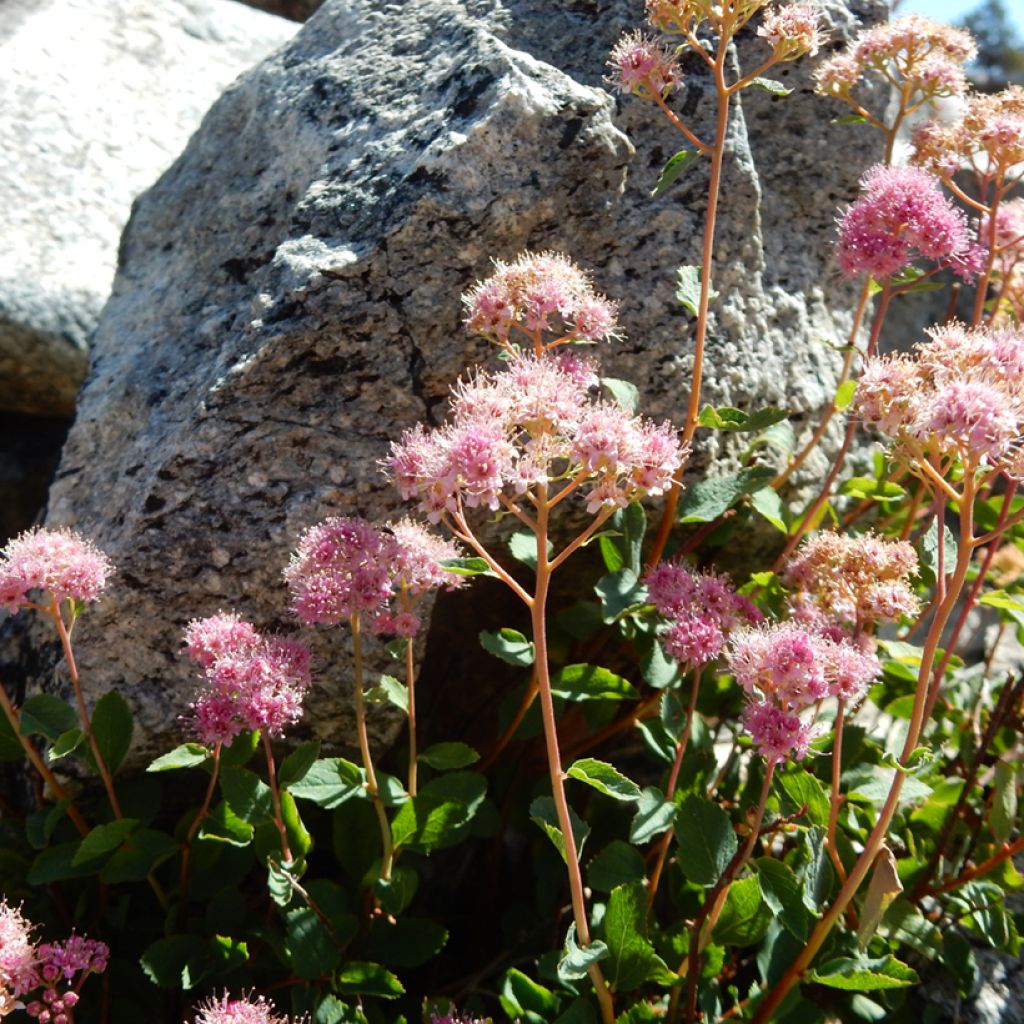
[0,0,297,417]
[28,0,885,764]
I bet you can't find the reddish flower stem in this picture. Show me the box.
[261,731,293,865]
[179,743,221,909]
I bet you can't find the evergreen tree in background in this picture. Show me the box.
[960,0,1024,87]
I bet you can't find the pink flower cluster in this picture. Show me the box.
[191,993,300,1024]
[387,356,684,522]
[0,527,113,614]
[430,1010,492,1024]
[646,561,761,667]
[836,165,982,281]
[913,86,1024,179]
[183,614,312,746]
[756,3,823,60]
[462,252,619,348]
[729,623,880,763]
[1,901,107,1024]
[284,516,464,637]
[606,30,681,98]
[783,532,919,630]
[854,322,1024,474]
[815,14,975,104]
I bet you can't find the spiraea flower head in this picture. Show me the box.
[191,992,301,1024]
[0,900,37,998]
[462,252,619,349]
[742,700,815,764]
[816,14,975,107]
[757,3,823,60]
[783,532,919,629]
[284,517,393,626]
[854,322,1024,474]
[386,355,685,524]
[430,1008,493,1024]
[836,165,983,281]
[607,30,681,99]
[184,615,312,746]
[0,527,114,614]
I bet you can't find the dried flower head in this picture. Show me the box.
[386,356,685,524]
[836,165,982,281]
[0,527,113,614]
[757,3,823,60]
[462,252,620,349]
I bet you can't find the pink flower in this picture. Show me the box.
[757,3,823,59]
[606,31,681,98]
[387,519,465,596]
[742,700,815,763]
[284,517,393,625]
[928,380,1019,463]
[836,165,981,281]
[730,623,831,708]
[0,527,113,613]
[184,612,261,670]
[191,992,300,1024]
[0,900,37,997]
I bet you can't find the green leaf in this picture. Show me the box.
[698,406,789,432]
[278,740,322,789]
[220,765,273,824]
[500,968,558,1024]
[809,956,919,991]
[750,487,787,532]
[390,773,486,853]
[0,708,24,762]
[551,664,639,702]
[199,801,254,846]
[918,519,958,588]
[479,628,535,667]
[845,765,932,807]
[530,795,590,864]
[73,818,138,866]
[588,840,647,893]
[776,767,831,827]
[835,379,857,410]
[712,876,772,946]
[567,758,642,801]
[221,729,259,767]
[839,477,907,503]
[508,531,549,570]
[147,743,210,772]
[629,787,678,844]
[558,922,610,983]
[594,569,646,622]
[373,867,419,916]
[602,377,640,413]
[48,728,86,762]
[745,418,795,460]
[418,742,479,771]
[677,468,776,523]
[834,114,868,124]
[991,761,1018,845]
[757,857,814,941]
[19,694,77,741]
[604,881,676,989]
[366,917,448,969]
[334,962,404,999]
[139,935,208,989]
[88,691,133,775]
[287,907,342,979]
[439,556,497,578]
[749,76,792,96]
[554,1000,597,1024]
[675,265,717,316]
[675,793,737,886]
[651,148,701,198]
[364,674,409,714]
[289,758,364,809]
[25,800,70,850]
[801,826,835,910]
[100,828,179,883]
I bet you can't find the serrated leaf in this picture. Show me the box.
[558,922,610,982]
[604,881,677,989]
[479,628,535,667]
[677,467,776,523]
[750,487,788,532]
[567,758,641,801]
[500,968,558,1023]
[675,264,717,316]
[19,694,77,741]
[140,935,208,989]
[757,857,814,941]
[749,76,792,96]
[100,827,178,883]
[391,772,486,853]
[712,875,772,946]
[199,801,254,846]
[651,148,701,198]
[698,406,789,432]
[602,377,640,413]
[418,741,479,770]
[287,907,342,979]
[530,795,590,864]
[278,739,322,789]
[364,675,409,714]
[289,758,364,809]
[675,793,737,886]
[335,961,404,998]
[588,840,647,892]
[88,691,133,775]
[809,956,919,991]
[72,818,138,866]
[220,765,273,824]
[629,786,677,843]
[776,766,831,827]
[374,867,419,916]
[439,556,497,578]
[28,841,107,884]
[551,663,639,701]
[147,743,210,772]
[744,418,796,460]
[48,727,86,762]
